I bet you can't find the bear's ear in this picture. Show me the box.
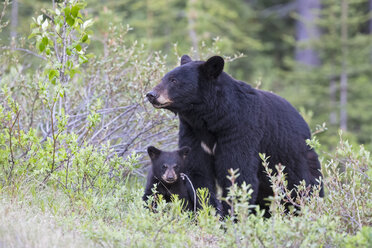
[147,146,161,160]
[180,55,192,65]
[178,146,191,160]
[202,56,224,78]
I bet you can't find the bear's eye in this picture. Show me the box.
[169,78,177,84]
[162,164,167,169]
[174,165,179,169]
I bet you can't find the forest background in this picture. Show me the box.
[2,0,372,150]
[0,0,371,247]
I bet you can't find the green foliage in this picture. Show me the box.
[282,0,372,149]
[0,1,9,33]
[223,168,254,219]
[29,0,92,99]
[344,226,372,248]
[0,0,157,198]
[322,130,372,232]
[0,84,141,198]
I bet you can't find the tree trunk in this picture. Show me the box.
[370,0,372,62]
[146,0,153,45]
[329,76,337,125]
[295,0,320,66]
[187,0,199,59]
[340,0,348,131]
[370,0,372,33]
[10,0,18,46]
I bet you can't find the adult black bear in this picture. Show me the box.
[146,55,324,216]
[143,146,198,212]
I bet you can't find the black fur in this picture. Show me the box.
[143,146,198,211]
[147,55,324,216]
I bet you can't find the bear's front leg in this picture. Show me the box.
[179,119,221,213]
[214,142,260,217]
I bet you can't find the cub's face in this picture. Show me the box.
[147,146,190,184]
[146,55,224,112]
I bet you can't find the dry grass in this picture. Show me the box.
[0,198,95,248]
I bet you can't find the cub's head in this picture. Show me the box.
[147,146,191,184]
[146,55,224,112]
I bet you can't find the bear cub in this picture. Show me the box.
[143,146,197,211]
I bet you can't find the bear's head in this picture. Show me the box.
[146,55,225,112]
[147,146,191,184]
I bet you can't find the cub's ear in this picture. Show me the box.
[180,55,192,65]
[178,146,191,160]
[202,56,224,78]
[147,146,161,160]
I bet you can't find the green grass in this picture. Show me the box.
[0,192,94,247]
[0,165,370,248]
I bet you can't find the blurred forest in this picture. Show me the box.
[1,0,372,150]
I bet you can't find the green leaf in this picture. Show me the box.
[38,42,46,52]
[66,15,75,26]
[66,60,72,69]
[75,44,82,52]
[86,53,95,59]
[64,7,70,17]
[42,36,48,46]
[66,48,71,56]
[81,33,88,43]
[71,5,80,18]
[79,55,88,64]
[48,70,58,81]
[28,32,38,40]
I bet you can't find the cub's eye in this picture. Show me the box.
[174,165,179,169]
[169,78,177,84]
[162,164,167,169]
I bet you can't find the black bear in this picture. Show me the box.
[146,55,324,216]
[143,146,198,212]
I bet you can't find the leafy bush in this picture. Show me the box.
[1,134,370,247]
[0,0,177,194]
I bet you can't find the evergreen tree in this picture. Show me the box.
[284,0,372,148]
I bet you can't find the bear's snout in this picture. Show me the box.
[146,91,158,103]
[146,87,172,108]
[162,168,178,184]
[167,175,175,181]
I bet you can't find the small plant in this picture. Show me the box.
[223,168,254,220]
[322,130,372,233]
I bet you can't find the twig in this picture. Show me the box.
[11,47,47,60]
[28,92,39,128]
[6,110,21,183]
[152,218,175,243]
[89,104,138,142]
